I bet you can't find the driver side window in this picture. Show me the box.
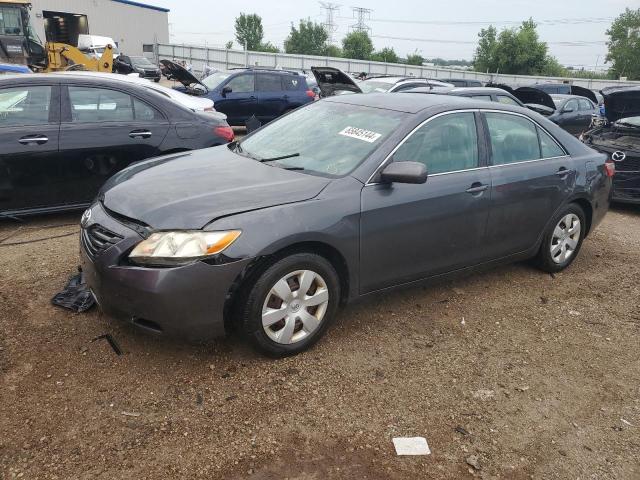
[225,74,255,93]
[393,112,479,174]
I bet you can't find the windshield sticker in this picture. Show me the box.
[338,126,382,143]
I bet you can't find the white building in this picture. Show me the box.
[26,0,169,56]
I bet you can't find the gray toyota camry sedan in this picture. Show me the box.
[80,93,612,356]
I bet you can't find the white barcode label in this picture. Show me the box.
[338,126,382,143]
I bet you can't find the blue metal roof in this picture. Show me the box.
[111,0,169,13]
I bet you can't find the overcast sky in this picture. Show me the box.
[150,0,634,69]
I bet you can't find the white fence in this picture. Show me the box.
[156,43,640,91]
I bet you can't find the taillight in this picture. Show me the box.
[305,89,315,98]
[604,159,615,177]
[214,126,234,142]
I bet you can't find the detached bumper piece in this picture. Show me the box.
[51,271,96,313]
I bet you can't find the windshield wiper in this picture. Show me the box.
[258,153,300,162]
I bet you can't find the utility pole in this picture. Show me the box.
[350,6,372,34]
[319,2,340,45]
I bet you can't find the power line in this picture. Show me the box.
[370,33,606,47]
[319,2,340,45]
[350,6,372,33]
[337,16,614,26]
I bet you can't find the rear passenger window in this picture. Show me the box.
[0,86,51,126]
[578,99,594,111]
[470,95,492,102]
[282,76,302,91]
[538,128,565,158]
[485,112,541,165]
[393,112,478,174]
[497,95,519,106]
[69,86,134,122]
[133,98,162,121]
[256,73,283,92]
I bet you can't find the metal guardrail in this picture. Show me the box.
[156,43,640,91]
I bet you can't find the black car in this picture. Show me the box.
[548,94,598,136]
[80,94,612,356]
[114,55,161,82]
[582,86,640,204]
[0,73,233,217]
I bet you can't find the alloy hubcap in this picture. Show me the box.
[261,269,329,345]
[550,213,581,264]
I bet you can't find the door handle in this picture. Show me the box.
[466,183,489,194]
[129,130,152,139]
[555,168,574,177]
[18,135,48,145]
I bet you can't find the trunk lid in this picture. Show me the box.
[310,66,362,97]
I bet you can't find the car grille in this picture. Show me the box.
[81,224,123,258]
[616,155,640,172]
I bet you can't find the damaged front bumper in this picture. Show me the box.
[79,202,251,342]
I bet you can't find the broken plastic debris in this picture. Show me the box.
[51,271,96,313]
[121,411,140,417]
[392,437,431,456]
[621,418,633,426]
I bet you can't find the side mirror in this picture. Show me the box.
[562,106,574,113]
[380,161,428,184]
[221,86,232,97]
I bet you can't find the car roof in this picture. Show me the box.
[323,92,523,114]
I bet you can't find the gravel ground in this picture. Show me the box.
[1,205,639,479]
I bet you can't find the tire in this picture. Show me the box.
[535,203,586,273]
[241,253,340,357]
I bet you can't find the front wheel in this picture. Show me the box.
[535,203,586,273]
[241,253,340,357]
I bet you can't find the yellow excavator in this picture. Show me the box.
[0,0,113,72]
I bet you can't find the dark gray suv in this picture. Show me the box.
[80,94,613,356]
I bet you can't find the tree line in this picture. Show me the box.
[231,9,640,80]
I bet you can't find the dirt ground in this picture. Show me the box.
[1,205,639,479]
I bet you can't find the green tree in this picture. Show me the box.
[371,47,399,63]
[406,51,424,66]
[235,13,264,50]
[324,45,342,57]
[342,31,374,60]
[473,25,498,72]
[225,41,233,50]
[606,8,640,80]
[258,42,280,53]
[284,20,328,55]
[473,20,549,75]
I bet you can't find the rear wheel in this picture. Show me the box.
[241,253,340,357]
[535,203,585,272]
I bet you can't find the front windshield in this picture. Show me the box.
[237,100,406,177]
[359,80,394,93]
[131,56,153,67]
[202,71,232,90]
[551,97,565,108]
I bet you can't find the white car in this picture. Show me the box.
[358,76,454,93]
[53,71,222,116]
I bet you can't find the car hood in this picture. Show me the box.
[569,85,598,104]
[311,66,362,97]
[512,87,557,111]
[159,59,206,90]
[601,86,640,124]
[100,147,331,230]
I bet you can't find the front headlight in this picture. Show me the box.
[129,230,241,266]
